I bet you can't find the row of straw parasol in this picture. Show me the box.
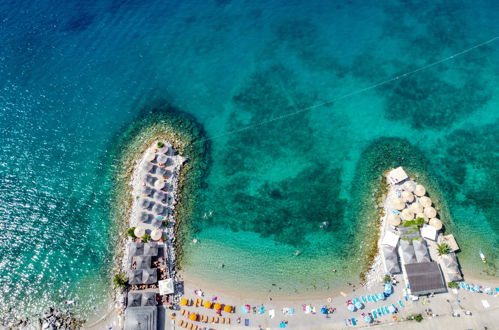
[134,227,163,240]
[388,183,442,229]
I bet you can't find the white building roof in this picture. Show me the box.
[382,230,400,247]
[387,167,409,185]
[159,278,174,295]
[421,224,437,241]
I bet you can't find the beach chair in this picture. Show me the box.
[372,310,377,319]
[192,326,197,330]
[182,322,188,328]
[361,296,367,304]
[398,300,404,308]
[351,318,357,326]
[203,315,208,322]
[209,317,213,323]
[214,316,219,323]
[367,295,372,302]
[221,317,225,324]
[227,318,231,324]
[384,306,390,314]
[178,320,184,327]
[371,295,377,302]
[244,318,250,327]
[188,323,193,330]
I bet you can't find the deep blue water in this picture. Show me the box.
[0,0,498,321]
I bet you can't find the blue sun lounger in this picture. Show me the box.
[245,319,249,326]
[460,282,466,289]
[398,300,404,308]
[361,296,367,304]
[371,295,377,302]
[371,310,377,319]
[384,306,390,314]
[377,308,382,315]
[351,318,357,326]
[367,295,372,302]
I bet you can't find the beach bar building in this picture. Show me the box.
[405,262,447,296]
[125,306,157,330]
[387,167,409,185]
[382,245,401,274]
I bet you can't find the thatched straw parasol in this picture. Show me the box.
[154,179,166,190]
[429,218,442,230]
[402,181,416,192]
[151,228,163,241]
[401,191,414,203]
[157,154,168,164]
[419,196,432,208]
[145,152,156,162]
[401,208,415,221]
[392,198,406,210]
[424,207,437,218]
[142,162,153,172]
[414,184,426,197]
[387,213,401,226]
[157,144,169,154]
[409,203,424,214]
[134,227,146,238]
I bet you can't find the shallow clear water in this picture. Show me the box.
[0,0,498,321]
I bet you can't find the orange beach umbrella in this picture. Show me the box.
[180,298,188,306]
[214,303,222,310]
[189,313,197,321]
[204,301,212,309]
[223,305,232,313]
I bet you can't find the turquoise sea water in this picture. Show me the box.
[0,0,498,321]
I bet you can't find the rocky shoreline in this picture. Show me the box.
[1,307,84,330]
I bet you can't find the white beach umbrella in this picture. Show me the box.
[145,152,156,162]
[151,228,163,241]
[401,208,414,221]
[392,198,406,210]
[157,154,168,164]
[402,181,416,192]
[424,207,437,218]
[409,203,424,214]
[401,191,414,203]
[142,162,153,172]
[154,179,166,190]
[157,144,169,154]
[419,196,432,208]
[134,227,146,238]
[415,213,429,223]
[414,185,426,197]
[387,213,401,226]
[429,218,443,230]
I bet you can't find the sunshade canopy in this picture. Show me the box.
[141,292,157,306]
[157,154,168,164]
[419,196,432,208]
[402,181,416,192]
[392,198,406,210]
[424,207,437,218]
[429,218,442,230]
[414,185,426,196]
[134,227,146,238]
[402,191,414,203]
[143,242,159,256]
[128,292,142,307]
[154,179,166,190]
[401,208,414,221]
[151,228,163,241]
[387,213,401,226]
[409,203,424,214]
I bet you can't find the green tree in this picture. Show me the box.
[157,141,165,148]
[142,233,151,243]
[127,227,136,238]
[415,217,425,226]
[437,243,451,256]
[448,281,459,289]
[384,275,391,283]
[113,273,128,289]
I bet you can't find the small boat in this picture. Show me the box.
[479,250,487,263]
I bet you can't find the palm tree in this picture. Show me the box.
[437,243,451,256]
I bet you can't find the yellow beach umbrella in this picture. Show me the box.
[424,207,437,218]
[180,298,188,306]
[401,209,414,221]
[214,303,222,311]
[414,185,426,197]
[204,301,212,309]
[409,203,424,214]
[387,213,401,226]
[189,313,197,321]
[392,198,405,210]
[223,305,232,313]
[401,191,414,203]
[419,196,432,208]
[429,218,443,230]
